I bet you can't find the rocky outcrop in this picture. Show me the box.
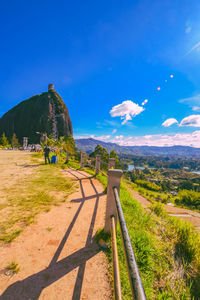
[0,86,73,144]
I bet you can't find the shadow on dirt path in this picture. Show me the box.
[1,169,107,300]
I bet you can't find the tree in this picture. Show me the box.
[89,145,109,161]
[11,133,20,148]
[89,144,109,170]
[0,132,9,147]
[179,180,194,191]
[58,136,76,155]
[42,135,77,157]
[110,150,120,168]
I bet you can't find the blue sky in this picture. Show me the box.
[1,0,200,146]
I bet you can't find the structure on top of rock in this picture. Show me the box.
[0,84,73,144]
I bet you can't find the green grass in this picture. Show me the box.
[89,170,200,299]
[64,159,80,169]
[151,202,165,217]
[82,167,95,176]
[134,180,200,214]
[135,179,161,192]
[6,261,20,273]
[0,229,22,243]
[95,228,110,243]
[0,158,75,243]
[46,227,53,232]
[129,181,175,204]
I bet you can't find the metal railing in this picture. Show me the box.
[112,187,146,300]
[79,154,146,299]
[79,152,116,173]
[110,215,122,300]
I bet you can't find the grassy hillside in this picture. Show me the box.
[80,167,200,299]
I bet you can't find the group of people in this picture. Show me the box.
[44,145,69,164]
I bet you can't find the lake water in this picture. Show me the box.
[128,165,145,171]
[128,165,200,175]
[192,171,200,175]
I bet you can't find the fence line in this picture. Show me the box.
[113,187,146,300]
[78,153,146,298]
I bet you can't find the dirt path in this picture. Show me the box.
[0,168,111,300]
[129,189,200,231]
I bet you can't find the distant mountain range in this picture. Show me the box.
[75,138,200,158]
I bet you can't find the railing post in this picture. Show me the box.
[80,151,85,168]
[95,154,101,175]
[104,169,123,233]
[108,158,116,169]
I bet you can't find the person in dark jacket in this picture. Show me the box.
[44,145,51,164]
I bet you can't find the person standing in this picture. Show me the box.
[44,145,51,164]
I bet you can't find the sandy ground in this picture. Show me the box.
[129,188,200,232]
[0,157,111,299]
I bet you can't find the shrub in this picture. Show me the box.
[135,179,161,192]
[151,202,165,216]
[177,189,200,207]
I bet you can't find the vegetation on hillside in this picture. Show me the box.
[2,139,200,298]
[11,133,20,148]
[125,167,200,211]
[89,144,120,170]
[120,155,200,170]
[93,172,200,299]
[43,135,77,156]
[176,190,200,209]
[0,132,20,149]
[0,132,11,148]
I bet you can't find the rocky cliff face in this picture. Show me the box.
[0,87,73,144]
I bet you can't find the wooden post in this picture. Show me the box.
[95,154,101,175]
[104,169,123,233]
[109,158,116,169]
[80,151,85,168]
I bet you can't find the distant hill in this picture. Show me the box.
[0,85,73,144]
[75,138,200,158]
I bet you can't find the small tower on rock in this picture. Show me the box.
[48,83,54,91]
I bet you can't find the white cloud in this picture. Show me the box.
[78,134,111,141]
[75,131,200,147]
[112,129,117,134]
[180,115,200,127]
[162,118,178,127]
[111,131,200,147]
[185,26,191,34]
[184,41,200,56]
[142,99,148,106]
[179,94,200,106]
[110,100,144,124]
[94,135,111,140]
[192,106,200,111]
[185,20,192,34]
[115,135,124,140]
